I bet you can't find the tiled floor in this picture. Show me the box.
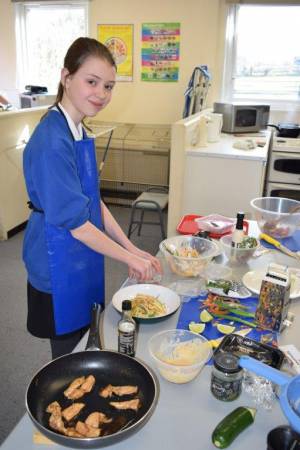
[0,205,166,444]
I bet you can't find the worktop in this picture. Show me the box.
[2,222,300,450]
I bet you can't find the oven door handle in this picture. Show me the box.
[272,151,300,159]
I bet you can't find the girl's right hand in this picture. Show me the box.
[127,255,155,281]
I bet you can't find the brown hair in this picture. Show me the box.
[55,37,117,104]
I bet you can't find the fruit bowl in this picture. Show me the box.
[159,235,219,277]
[250,197,300,238]
[148,329,212,384]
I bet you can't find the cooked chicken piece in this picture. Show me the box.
[46,401,62,415]
[64,376,85,398]
[75,421,101,438]
[64,375,95,400]
[80,375,95,393]
[62,403,85,422]
[109,398,140,411]
[64,427,84,438]
[49,413,66,434]
[85,412,112,428]
[99,384,138,398]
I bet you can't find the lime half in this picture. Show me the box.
[189,322,206,334]
[216,324,235,335]
[200,309,213,323]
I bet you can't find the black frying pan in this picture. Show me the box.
[26,304,159,448]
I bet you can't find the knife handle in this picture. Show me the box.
[259,233,280,248]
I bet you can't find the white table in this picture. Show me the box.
[2,225,300,450]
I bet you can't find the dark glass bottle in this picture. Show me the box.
[118,300,136,357]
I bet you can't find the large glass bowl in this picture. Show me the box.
[148,329,212,384]
[250,197,300,238]
[159,235,219,277]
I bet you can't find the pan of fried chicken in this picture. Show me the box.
[25,303,159,448]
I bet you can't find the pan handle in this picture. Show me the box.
[85,303,103,351]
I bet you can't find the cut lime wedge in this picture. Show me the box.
[200,309,213,323]
[216,324,235,335]
[189,322,206,334]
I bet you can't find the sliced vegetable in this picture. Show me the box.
[200,309,213,323]
[216,324,235,335]
[188,322,205,334]
[212,406,256,448]
[211,313,257,328]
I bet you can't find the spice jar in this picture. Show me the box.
[211,352,243,401]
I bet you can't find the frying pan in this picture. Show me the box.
[268,123,300,138]
[26,303,159,448]
[239,355,300,434]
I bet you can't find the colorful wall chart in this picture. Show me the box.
[98,24,133,81]
[141,22,180,82]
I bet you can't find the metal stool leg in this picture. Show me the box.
[138,210,145,236]
[128,204,137,238]
[158,208,166,239]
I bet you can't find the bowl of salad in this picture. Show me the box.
[159,236,219,277]
[220,234,259,265]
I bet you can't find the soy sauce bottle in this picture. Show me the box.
[118,300,136,357]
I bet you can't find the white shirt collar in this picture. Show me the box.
[55,103,83,141]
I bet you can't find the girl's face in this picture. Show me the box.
[61,55,116,124]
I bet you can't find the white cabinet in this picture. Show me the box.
[167,110,270,236]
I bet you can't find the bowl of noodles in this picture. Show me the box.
[112,284,181,321]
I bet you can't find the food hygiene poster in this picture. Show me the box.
[141,22,180,82]
[97,24,133,81]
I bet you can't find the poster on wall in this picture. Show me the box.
[97,24,133,81]
[141,22,180,82]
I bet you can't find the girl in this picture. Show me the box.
[23,37,161,359]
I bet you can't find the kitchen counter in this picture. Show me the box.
[2,223,300,450]
[185,131,270,162]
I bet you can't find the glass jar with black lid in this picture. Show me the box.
[211,352,243,401]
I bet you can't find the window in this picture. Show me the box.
[222,5,300,109]
[15,1,88,94]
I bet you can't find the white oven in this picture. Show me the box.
[268,151,300,184]
[266,182,300,202]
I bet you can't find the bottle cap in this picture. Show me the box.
[236,212,245,230]
[122,300,132,311]
[214,352,242,374]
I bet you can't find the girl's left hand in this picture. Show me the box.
[128,246,162,274]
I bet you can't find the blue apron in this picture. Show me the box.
[44,108,105,335]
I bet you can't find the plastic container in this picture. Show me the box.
[159,235,219,277]
[148,329,212,384]
[220,234,259,265]
[194,214,235,234]
[214,334,285,369]
[250,197,300,238]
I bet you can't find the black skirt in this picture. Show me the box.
[27,282,57,338]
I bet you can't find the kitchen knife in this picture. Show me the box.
[260,233,300,261]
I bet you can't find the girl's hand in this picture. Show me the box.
[127,255,156,282]
[127,245,162,274]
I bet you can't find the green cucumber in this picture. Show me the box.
[212,406,256,448]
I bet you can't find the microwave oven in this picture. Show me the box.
[213,102,270,133]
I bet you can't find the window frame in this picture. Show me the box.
[15,0,89,94]
[222,4,300,111]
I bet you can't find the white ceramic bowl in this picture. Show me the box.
[250,197,300,238]
[220,234,259,265]
[148,329,212,384]
[159,236,219,277]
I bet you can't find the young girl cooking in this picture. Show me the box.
[23,37,161,359]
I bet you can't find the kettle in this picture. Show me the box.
[207,113,223,143]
